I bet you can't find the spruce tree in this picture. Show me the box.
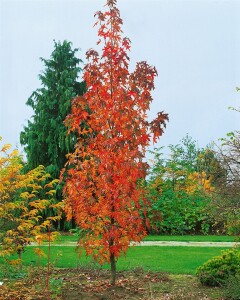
[20,41,85,229]
[20,40,85,178]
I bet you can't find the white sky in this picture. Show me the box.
[0,0,240,157]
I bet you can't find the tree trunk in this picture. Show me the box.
[18,250,22,271]
[110,253,116,285]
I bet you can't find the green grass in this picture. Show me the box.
[117,246,234,274]
[0,246,235,276]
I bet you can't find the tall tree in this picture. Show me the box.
[20,40,85,179]
[63,0,168,285]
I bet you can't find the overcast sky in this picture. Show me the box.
[0,0,240,158]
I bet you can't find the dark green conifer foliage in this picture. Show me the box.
[20,40,85,178]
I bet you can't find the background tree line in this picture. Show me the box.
[147,132,240,236]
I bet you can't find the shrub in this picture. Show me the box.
[223,274,240,300]
[149,189,212,235]
[196,249,240,286]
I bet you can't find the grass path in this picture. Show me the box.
[55,234,239,244]
[143,234,238,242]
[134,240,240,247]
[29,240,240,247]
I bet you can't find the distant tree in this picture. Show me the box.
[63,0,168,285]
[168,134,200,175]
[209,92,240,235]
[20,40,86,179]
[213,131,240,235]
[165,135,223,187]
[218,132,240,188]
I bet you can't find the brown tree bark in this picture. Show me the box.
[110,253,116,285]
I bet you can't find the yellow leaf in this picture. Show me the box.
[1,144,11,152]
[34,247,46,257]
[10,149,19,156]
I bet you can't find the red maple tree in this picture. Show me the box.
[63,0,168,284]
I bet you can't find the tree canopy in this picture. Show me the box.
[0,137,62,261]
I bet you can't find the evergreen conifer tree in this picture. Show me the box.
[20,41,85,229]
[20,40,85,178]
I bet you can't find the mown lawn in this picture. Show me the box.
[117,246,234,274]
[0,245,234,276]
